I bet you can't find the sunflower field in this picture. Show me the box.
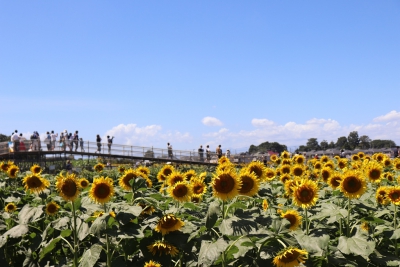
[1,152,400,267]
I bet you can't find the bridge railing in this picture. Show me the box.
[0,140,227,163]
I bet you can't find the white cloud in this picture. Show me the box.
[104,124,192,147]
[202,116,223,126]
[373,110,400,122]
[202,113,400,150]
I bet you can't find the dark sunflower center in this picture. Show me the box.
[281,250,300,262]
[28,176,42,188]
[282,167,290,174]
[173,185,188,197]
[215,175,235,193]
[370,170,380,180]
[62,180,78,197]
[332,178,341,187]
[344,177,361,193]
[297,187,313,202]
[391,192,400,200]
[193,185,204,194]
[47,204,57,213]
[293,168,303,176]
[161,217,178,229]
[96,184,110,198]
[284,214,296,226]
[322,171,330,181]
[250,167,262,178]
[239,177,254,194]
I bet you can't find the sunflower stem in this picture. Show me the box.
[222,201,225,219]
[395,204,398,256]
[104,204,112,267]
[71,201,78,267]
[347,198,351,237]
[305,208,309,235]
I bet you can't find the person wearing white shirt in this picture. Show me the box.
[11,130,19,152]
[50,131,58,151]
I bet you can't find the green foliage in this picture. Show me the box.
[248,141,287,154]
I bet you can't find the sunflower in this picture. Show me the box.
[90,177,115,204]
[270,154,279,162]
[293,155,306,165]
[144,260,162,267]
[155,214,185,235]
[79,178,90,188]
[137,166,150,178]
[93,211,105,217]
[292,179,319,209]
[109,211,116,218]
[361,222,369,232]
[386,172,395,182]
[281,159,291,165]
[191,194,202,203]
[284,178,301,196]
[138,202,156,216]
[167,171,186,186]
[45,201,60,216]
[119,169,141,191]
[238,169,260,197]
[323,161,335,169]
[319,155,328,163]
[0,161,11,172]
[190,178,207,196]
[23,174,50,194]
[216,162,234,173]
[373,153,386,163]
[291,164,306,178]
[394,159,400,171]
[211,168,241,201]
[184,169,197,181]
[281,210,302,231]
[280,165,291,175]
[118,165,126,173]
[313,161,322,170]
[168,181,192,202]
[30,164,42,174]
[199,171,207,181]
[387,186,400,205]
[262,199,269,211]
[376,186,390,205]
[319,167,332,183]
[56,173,80,202]
[218,156,231,165]
[264,168,276,181]
[383,158,392,168]
[351,154,360,161]
[334,155,340,160]
[280,174,291,184]
[147,241,179,257]
[157,165,175,182]
[339,170,367,199]
[273,247,308,267]
[93,163,105,172]
[327,172,342,189]
[145,177,153,188]
[247,161,266,181]
[4,202,17,213]
[364,161,383,183]
[7,165,19,178]
[280,151,290,159]
[337,159,348,169]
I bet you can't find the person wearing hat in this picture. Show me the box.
[107,136,114,154]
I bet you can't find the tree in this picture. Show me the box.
[336,136,349,149]
[359,135,371,149]
[347,131,360,150]
[328,141,335,149]
[370,139,396,149]
[0,134,10,142]
[320,140,329,150]
[306,138,319,151]
[144,150,154,158]
[297,145,308,152]
[248,141,288,154]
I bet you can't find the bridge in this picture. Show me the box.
[0,140,251,170]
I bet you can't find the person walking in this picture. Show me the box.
[206,145,211,162]
[167,143,173,159]
[198,145,204,162]
[50,130,58,151]
[216,145,223,159]
[96,134,102,153]
[79,138,85,152]
[45,131,52,151]
[107,136,114,154]
[11,130,20,152]
[73,131,79,152]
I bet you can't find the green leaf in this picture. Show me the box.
[219,216,260,236]
[39,237,61,260]
[198,238,228,267]
[77,218,90,241]
[337,235,375,258]
[294,231,330,256]
[205,201,220,229]
[18,205,44,224]
[361,216,385,224]
[226,237,253,260]
[0,225,29,248]
[90,216,106,235]
[270,218,290,234]
[60,229,72,237]
[78,243,103,267]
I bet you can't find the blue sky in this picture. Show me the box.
[1,1,399,152]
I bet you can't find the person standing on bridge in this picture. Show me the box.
[50,131,58,151]
[96,134,102,153]
[198,145,204,162]
[73,131,79,152]
[168,143,173,159]
[107,136,114,154]
[216,145,223,159]
[11,130,19,152]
